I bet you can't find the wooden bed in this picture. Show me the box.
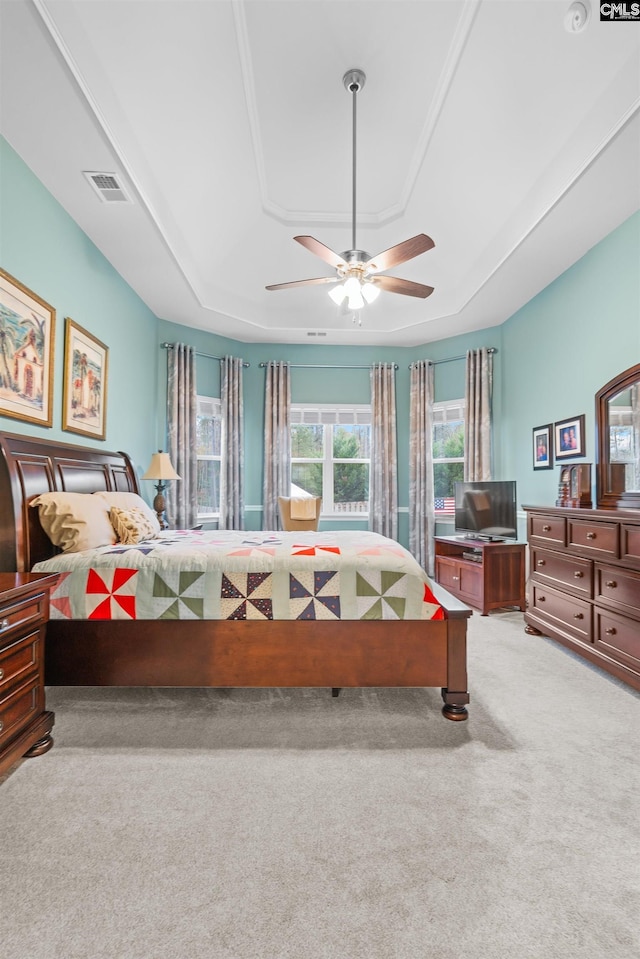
[0,430,471,720]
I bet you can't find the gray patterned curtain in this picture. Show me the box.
[465,348,493,482]
[167,343,197,529]
[409,360,435,574]
[220,355,245,530]
[369,362,398,540]
[263,361,291,530]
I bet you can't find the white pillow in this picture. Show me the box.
[31,492,116,553]
[94,491,161,534]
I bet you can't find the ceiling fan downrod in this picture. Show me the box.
[343,69,366,252]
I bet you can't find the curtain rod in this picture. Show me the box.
[161,343,250,367]
[259,362,398,370]
[409,347,497,368]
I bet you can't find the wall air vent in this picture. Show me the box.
[83,171,131,203]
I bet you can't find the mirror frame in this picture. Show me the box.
[596,362,640,510]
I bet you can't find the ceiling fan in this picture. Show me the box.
[265,69,435,315]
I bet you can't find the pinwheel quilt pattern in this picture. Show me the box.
[33,529,444,623]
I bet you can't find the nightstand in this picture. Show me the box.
[0,573,59,779]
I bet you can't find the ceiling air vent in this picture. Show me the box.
[83,171,131,203]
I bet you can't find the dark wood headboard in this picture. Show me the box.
[0,431,139,572]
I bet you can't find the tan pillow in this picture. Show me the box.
[94,491,161,534]
[31,492,116,553]
[109,506,159,545]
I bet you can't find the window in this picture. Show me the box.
[291,404,371,515]
[433,399,464,515]
[196,395,222,518]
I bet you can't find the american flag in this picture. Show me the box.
[434,497,455,511]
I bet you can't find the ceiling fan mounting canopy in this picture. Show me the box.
[265,68,435,310]
[343,68,366,95]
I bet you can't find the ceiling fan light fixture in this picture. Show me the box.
[347,289,365,310]
[361,282,380,304]
[328,284,347,305]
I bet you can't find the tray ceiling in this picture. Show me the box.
[1,0,638,346]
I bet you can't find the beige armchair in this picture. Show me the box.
[278,496,322,531]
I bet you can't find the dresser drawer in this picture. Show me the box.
[595,565,640,618]
[528,513,565,549]
[530,546,592,599]
[0,594,48,647]
[567,519,618,560]
[529,582,592,644]
[0,629,41,694]
[621,524,640,571]
[595,608,640,672]
[0,675,42,747]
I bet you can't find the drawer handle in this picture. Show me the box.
[574,571,583,579]
[605,627,617,636]
[0,719,3,733]
[538,594,545,602]
[586,532,596,540]
[605,580,617,589]
[537,559,546,566]
[0,618,9,631]
[453,575,459,582]
[542,525,551,532]
[573,613,583,620]
[0,668,4,681]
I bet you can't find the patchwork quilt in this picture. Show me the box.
[32,529,444,622]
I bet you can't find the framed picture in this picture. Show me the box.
[62,318,108,440]
[554,414,585,460]
[533,423,553,470]
[0,268,55,427]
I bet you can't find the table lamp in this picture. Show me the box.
[142,451,180,529]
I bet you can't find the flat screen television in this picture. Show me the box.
[454,480,517,541]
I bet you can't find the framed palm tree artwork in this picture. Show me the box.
[62,317,108,440]
[0,268,56,427]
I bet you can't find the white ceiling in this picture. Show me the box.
[1,0,639,347]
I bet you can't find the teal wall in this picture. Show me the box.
[0,137,159,491]
[501,210,640,521]
[2,135,638,549]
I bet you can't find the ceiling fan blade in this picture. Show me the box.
[367,234,435,273]
[294,236,346,270]
[374,275,434,298]
[266,276,338,292]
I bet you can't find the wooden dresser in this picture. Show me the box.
[523,506,640,690]
[0,572,59,779]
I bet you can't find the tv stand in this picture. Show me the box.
[434,536,525,615]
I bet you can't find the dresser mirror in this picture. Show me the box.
[595,362,640,510]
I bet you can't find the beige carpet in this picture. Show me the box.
[2,610,639,959]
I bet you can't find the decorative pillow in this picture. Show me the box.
[94,491,161,534]
[109,506,160,545]
[30,492,116,553]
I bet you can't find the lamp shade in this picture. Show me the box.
[142,451,180,481]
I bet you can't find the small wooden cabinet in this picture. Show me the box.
[434,537,526,615]
[0,573,59,779]
[524,506,640,691]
